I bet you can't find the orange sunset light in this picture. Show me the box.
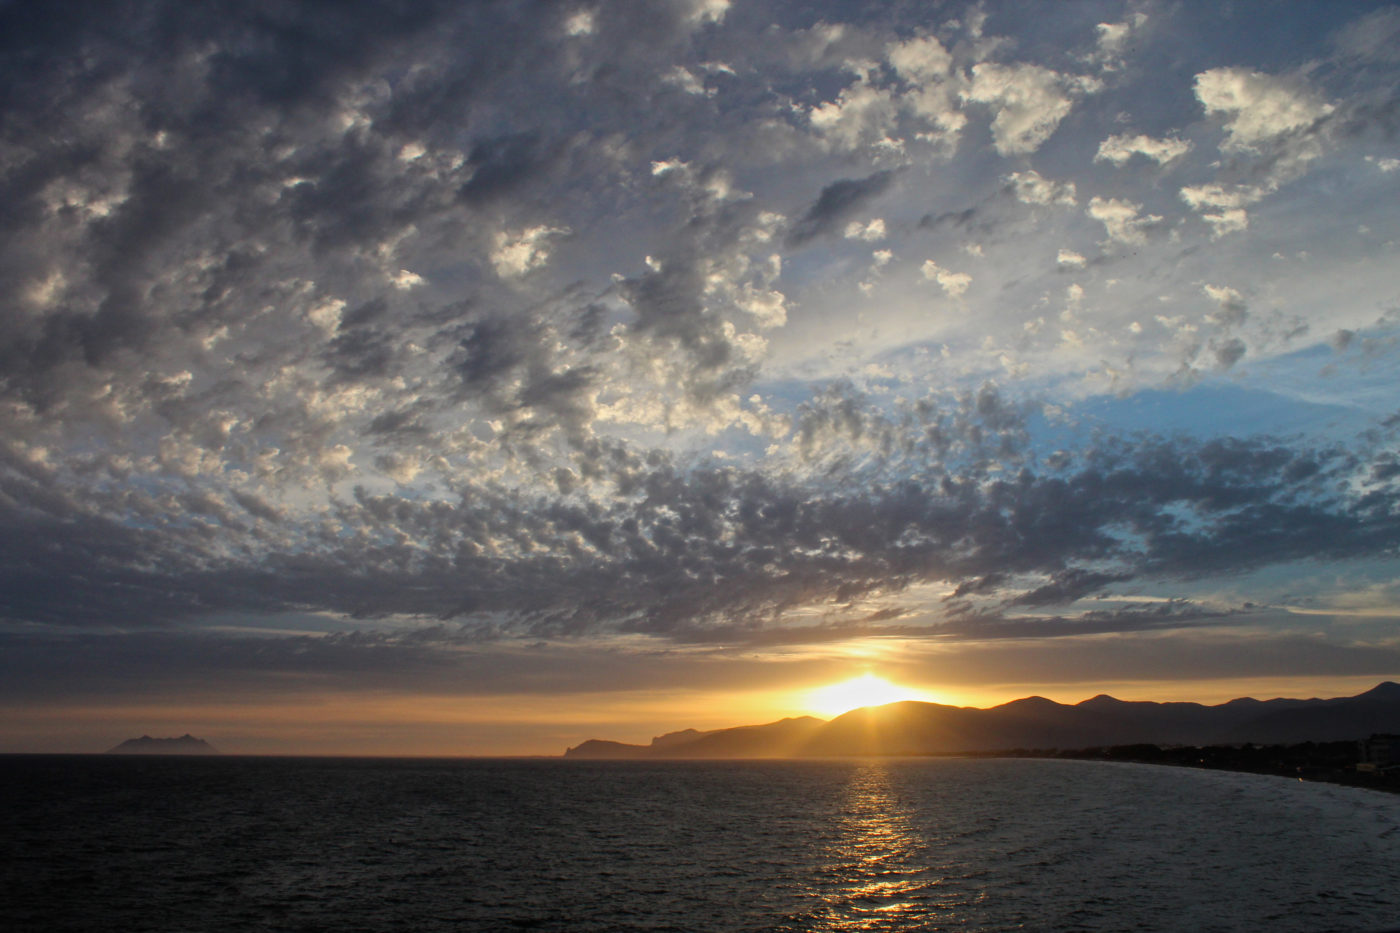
[803,673,934,717]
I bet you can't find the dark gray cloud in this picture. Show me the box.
[787,170,896,246]
[1010,569,1133,608]
[3,377,1396,646]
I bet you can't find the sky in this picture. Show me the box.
[1,0,1399,756]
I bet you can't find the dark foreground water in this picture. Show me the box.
[3,756,1398,932]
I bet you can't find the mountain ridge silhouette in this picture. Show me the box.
[563,683,1400,758]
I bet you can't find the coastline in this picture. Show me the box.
[967,741,1400,795]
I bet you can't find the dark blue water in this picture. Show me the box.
[2,755,1397,932]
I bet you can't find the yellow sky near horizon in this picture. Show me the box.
[4,671,1394,757]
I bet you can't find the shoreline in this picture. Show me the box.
[967,741,1400,795]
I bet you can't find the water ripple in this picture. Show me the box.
[3,755,1399,932]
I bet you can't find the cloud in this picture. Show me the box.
[1095,22,1131,58]
[1330,6,1400,63]
[965,63,1097,156]
[884,34,965,146]
[787,171,895,246]
[1203,284,1248,327]
[1082,15,1147,72]
[664,65,712,97]
[921,261,972,297]
[886,35,954,82]
[805,33,965,155]
[4,390,1393,649]
[1193,67,1333,154]
[683,0,730,27]
[1211,336,1247,369]
[807,69,901,152]
[1009,569,1132,608]
[1179,183,1268,238]
[491,225,570,277]
[1096,134,1192,165]
[1057,249,1087,269]
[0,2,1397,736]
[1087,196,1161,245]
[844,218,886,242]
[1007,171,1077,206]
[563,9,596,37]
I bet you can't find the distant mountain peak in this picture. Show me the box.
[650,728,709,749]
[106,734,219,755]
[997,695,1061,710]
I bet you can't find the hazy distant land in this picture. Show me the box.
[105,734,219,755]
[567,682,1400,760]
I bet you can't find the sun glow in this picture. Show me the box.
[804,673,931,717]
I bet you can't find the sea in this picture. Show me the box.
[3,755,1398,932]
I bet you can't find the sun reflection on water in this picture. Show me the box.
[805,761,953,931]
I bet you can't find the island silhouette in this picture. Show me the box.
[106,734,219,755]
[566,682,1400,760]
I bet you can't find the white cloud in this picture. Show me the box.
[808,71,899,152]
[1007,170,1076,206]
[965,63,1093,156]
[1179,183,1267,238]
[1095,133,1192,165]
[1200,209,1248,238]
[736,284,788,329]
[664,66,711,96]
[921,260,972,297]
[23,269,66,307]
[886,34,967,150]
[316,443,355,482]
[1096,22,1130,56]
[1057,249,1087,269]
[1084,15,1146,71]
[1087,197,1160,245]
[886,35,953,82]
[684,0,729,26]
[491,225,569,277]
[307,297,345,334]
[808,36,966,155]
[1202,284,1247,326]
[651,158,687,176]
[859,248,893,293]
[1203,284,1242,307]
[1193,68,1333,153]
[844,218,886,242]
[563,9,595,37]
[1366,155,1400,173]
[1179,183,1268,210]
[390,269,424,290]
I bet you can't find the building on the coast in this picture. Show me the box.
[1357,734,1400,772]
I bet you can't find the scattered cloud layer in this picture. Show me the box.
[0,1,1397,746]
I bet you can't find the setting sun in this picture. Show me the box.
[803,674,932,717]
